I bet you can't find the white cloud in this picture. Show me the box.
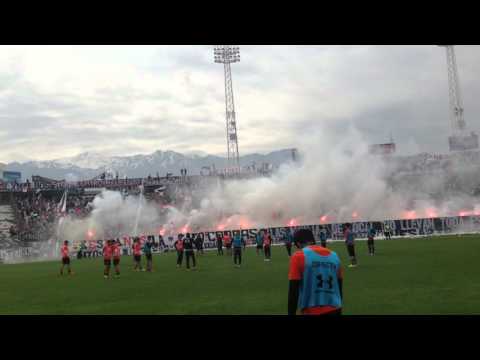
[0,45,479,163]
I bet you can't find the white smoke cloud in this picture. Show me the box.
[59,190,163,241]
[203,126,405,227]
[56,125,480,242]
[65,173,79,182]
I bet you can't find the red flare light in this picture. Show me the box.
[238,216,252,229]
[352,211,359,219]
[181,226,189,233]
[426,208,438,218]
[217,224,225,231]
[404,211,416,220]
[159,228,165,236]
[272,211,282,220]
[458,210,473,217]
[320,215,328,223]
[288,218,297,227]
[87,230,95,239]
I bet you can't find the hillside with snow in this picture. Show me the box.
[6,149,296,181]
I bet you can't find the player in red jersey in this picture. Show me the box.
[60,240,73,276]
[132,237,144,271]
[174,234,185,267]
[103,240,113,279]
[263,232,272,262]
[112,239,121,278]
[223,233,232,256]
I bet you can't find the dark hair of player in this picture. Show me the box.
[293,229,315,248]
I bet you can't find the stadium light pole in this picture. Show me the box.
[438,45,466,134]
[214,45,241,171]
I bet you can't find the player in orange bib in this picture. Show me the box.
[288,229,343,315]
[60,240,73,276]
[132,238,144,271]
[103,240,113,279]
[263,232,272,261]
[174,234,184,268]
[112,239,121,278]
[223,234,232,256]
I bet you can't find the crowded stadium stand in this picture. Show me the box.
[2,149,480,251]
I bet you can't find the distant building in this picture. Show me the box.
[368,143,396,155]
[448,132,479,152]
[1,170,22,183]
[291,148,298,162]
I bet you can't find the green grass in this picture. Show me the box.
[1,235,480,314]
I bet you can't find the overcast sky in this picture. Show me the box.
[0,45,479,163]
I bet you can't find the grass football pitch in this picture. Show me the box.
[1,234,479,315]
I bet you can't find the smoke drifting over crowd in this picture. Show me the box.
[57,126,480,242]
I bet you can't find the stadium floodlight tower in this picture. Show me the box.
[214,45,241,170]
[438,45,478,151]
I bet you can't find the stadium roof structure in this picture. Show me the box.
[31,175,65,185]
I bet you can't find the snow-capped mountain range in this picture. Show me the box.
[6,149,296,181]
